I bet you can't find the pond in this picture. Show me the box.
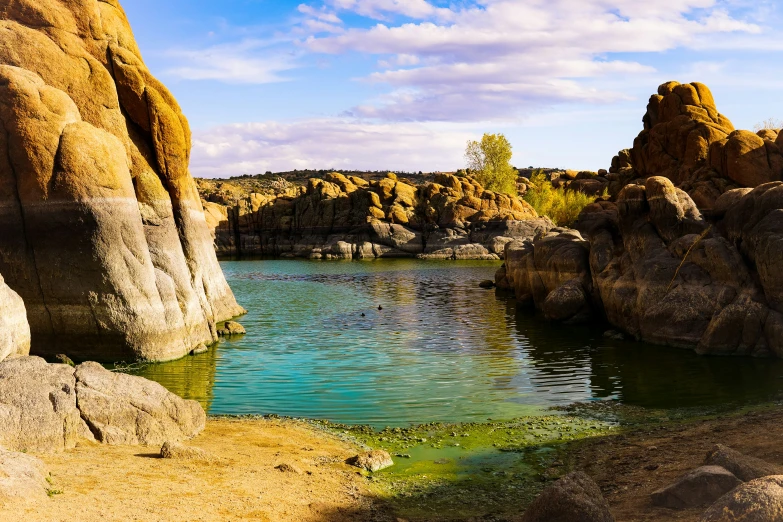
[135,259,783,427]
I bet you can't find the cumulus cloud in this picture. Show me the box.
[298,0,762,120]
[190,119,474,177]
[166,39,298,84]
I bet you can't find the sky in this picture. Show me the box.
[120,0,783,178]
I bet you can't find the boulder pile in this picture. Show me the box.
[200,172,552,260]
[499,82,783,357]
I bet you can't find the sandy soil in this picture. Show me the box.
[4,409,783,522]
[0,418,394,522]
[565,407,783,521]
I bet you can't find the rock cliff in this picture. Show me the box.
[200,172,551,260]
[0,0,245,362]
[499,82,783,357]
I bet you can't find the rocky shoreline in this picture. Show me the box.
[497,82,783,358]
[199,172,554,261]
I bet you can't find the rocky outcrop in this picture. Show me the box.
[701,476,783,521]
[501,81,783,357]
[0,357,205,452]
[0,274,30,362]
[521,472,614,522]
[606,81,782,210]
[200,173,550,260]
[0,0,244,362]
[706,444,783,482]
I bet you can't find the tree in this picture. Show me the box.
[464,133,517,194]
[753,118,783,132]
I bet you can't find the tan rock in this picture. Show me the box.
[701,476,783,522]
[346,450,394,472]
[0,448,49,503]
[0,274,30,362]
[74,361,206,446]
[522,471,614,522]
[160,441,212,461]
[0,0,244,362]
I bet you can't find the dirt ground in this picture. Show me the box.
[565,406,783,522]
[3,409,783,522]
[0,418,394,522]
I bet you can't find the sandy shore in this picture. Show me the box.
[1,418,392,522]
[4,407,783,522]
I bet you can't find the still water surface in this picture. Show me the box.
[136,260,783,427]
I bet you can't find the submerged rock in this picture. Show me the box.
[218,322,246,337]
[651,465,741,509]
[346,450,394,472]
[701,475,783,522]
[521,471,614,522]
[0,0,245,363]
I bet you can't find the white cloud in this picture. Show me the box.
[299,0,763,121]
[190,119,475,177]
[166,39,298,84]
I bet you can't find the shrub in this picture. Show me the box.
[523,171,601,226]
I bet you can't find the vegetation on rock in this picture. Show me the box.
[523,171,604,226]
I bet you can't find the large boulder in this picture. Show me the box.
[0,274,30,362]
[74,362,205,446]
[701,476,783,522]
[0,0,244,362]
[651,466,742,509]
[0,357,205,451]
[521,472,614,522]
[705,445,783,482]
[0,357,87,452]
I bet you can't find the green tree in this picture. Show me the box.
[464,133,517,194]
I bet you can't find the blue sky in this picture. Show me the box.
[121,0,783,177]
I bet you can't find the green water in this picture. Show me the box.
[136,259,783,427]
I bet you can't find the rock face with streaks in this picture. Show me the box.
[199,173,550,260]
[0,0,244,362]
[500,82,783,357]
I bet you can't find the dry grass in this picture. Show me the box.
[523,172,602,226]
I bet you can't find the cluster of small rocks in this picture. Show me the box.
[522,445,783,521]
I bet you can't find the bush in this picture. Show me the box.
[523,171,601,226]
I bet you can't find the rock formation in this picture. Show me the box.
[0,356,205,453]
[0,275,30,361]
[0,0,244,362]
[200,172,550,260]
[499,82,783,357]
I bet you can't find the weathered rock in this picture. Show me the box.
[346,450,394,472]
[651,466,742,509]
[199,173,541,259]
[479,280,495,289]
[0,274,30,362]
[218,321,246,337]
[0,448,49,502]
[701,476,783,522]
[189,344,209,356]
[75,362,205,446]
[705,445,783,482]
[521,471,614,522]
[0,0,244,363]
[160,441,212,461]
[0,357,86,452]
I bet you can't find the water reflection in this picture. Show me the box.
[134,259,783,427]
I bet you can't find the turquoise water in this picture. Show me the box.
[136,259,783,427]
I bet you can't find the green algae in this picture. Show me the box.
[312,413,617,521]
